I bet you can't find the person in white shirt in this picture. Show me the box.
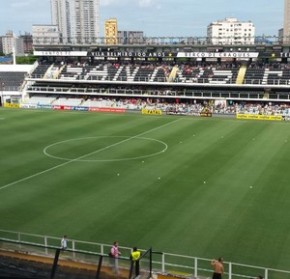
[61,235,68,250]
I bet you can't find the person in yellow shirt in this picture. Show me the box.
[130,247,141,277]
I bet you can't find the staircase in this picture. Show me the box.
[236,65,247,84]
[168,66,179,82]
[113,65,124,81]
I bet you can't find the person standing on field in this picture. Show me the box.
[211,257,224,279]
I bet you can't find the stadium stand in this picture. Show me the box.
[0,65,32,92]
[53,97,83,106]
[25,96,56,105]
[0,50,287,118]
[21,91,290,118]
[0,72,26,89]
[28,61,290,86]
[31,63,51,78]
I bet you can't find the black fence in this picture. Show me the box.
[0,239,152,279]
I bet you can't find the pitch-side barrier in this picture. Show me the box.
[0,229,289,279]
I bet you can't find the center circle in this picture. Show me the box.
[43,136,168,162]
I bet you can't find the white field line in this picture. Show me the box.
[43,136,168,162]
[0,118,182,191]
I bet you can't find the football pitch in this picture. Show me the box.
[1,108,290,271]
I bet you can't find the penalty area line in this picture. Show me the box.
[0,118,182,192]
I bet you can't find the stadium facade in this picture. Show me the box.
[1,38,280,117]
[2,36,290,119]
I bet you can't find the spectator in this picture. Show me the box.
[110,241,121,275]
[60,235,68,250]
[211,257,224,279]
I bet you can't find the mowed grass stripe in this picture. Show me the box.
[1,109,290,270]
[185,122,290,265]
[0,109,179,188]
[0,109,181,233]
[107,120,265,252]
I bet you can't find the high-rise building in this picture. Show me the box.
[105,18,118,45]
[20,33,33,54]
[284,0,290,44]
[51,0,100,44]
[1,31,25,56]
[207,17,255,45]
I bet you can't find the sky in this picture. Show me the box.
[0,0,284,37]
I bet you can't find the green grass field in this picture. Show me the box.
[1,108,290,271]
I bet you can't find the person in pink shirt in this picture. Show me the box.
[110,241,121,275]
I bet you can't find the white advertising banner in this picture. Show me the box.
[177,52,259,58]
[34,51,88,57]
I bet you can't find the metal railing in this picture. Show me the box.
[0,229,290,279]
[26,74,290,87]
[23,86,290,102]
[0,238,148,279]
